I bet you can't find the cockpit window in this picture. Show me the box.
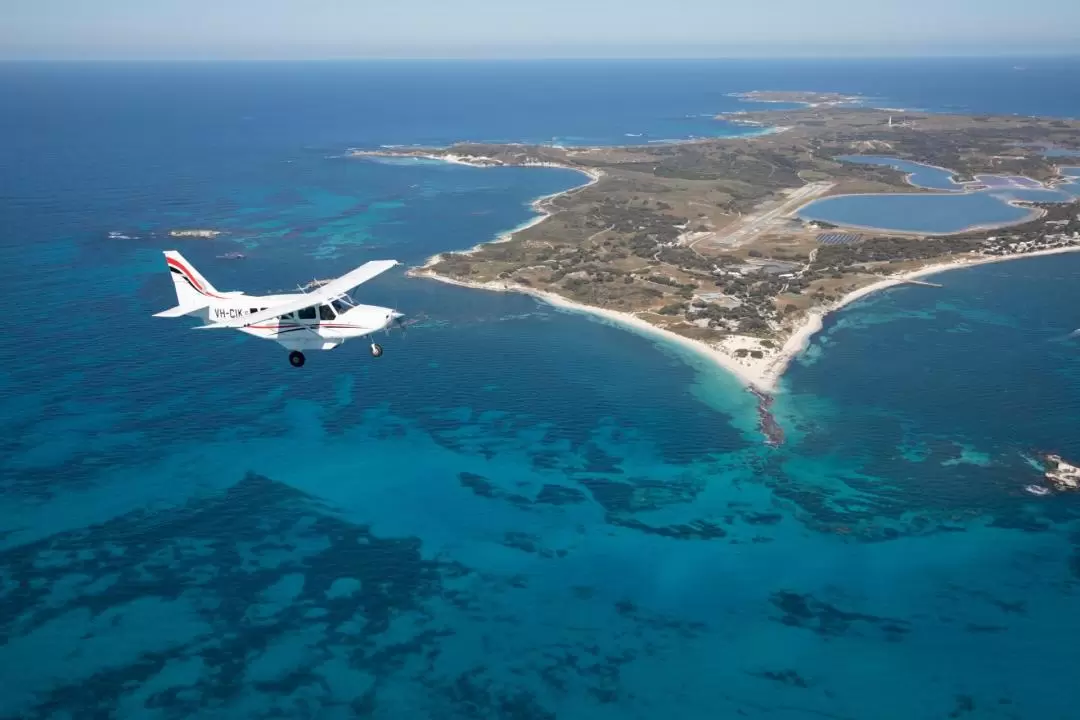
[331,297,352,315]
[318,304,336,321]
[298,306,316,320]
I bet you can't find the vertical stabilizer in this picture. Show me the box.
[154,250,219,317]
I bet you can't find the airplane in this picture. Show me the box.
[154,250,404,367]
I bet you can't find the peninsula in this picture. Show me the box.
[355,93,1080,391]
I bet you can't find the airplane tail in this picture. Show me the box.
[154,250,220,317]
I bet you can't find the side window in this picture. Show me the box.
[319,304,335,321]
[298,306,317,320]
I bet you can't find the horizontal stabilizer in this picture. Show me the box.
[154,303,207,318]
[192,323,229,330]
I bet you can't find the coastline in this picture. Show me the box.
[407,266,773,389]
[390,147,1080,395]
[411,158,603,271]
[753,244,1080,390]
[410,245,1080,394]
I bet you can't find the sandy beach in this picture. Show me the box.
[408,267,773,388]
[749,245,1080,390]
[402,151,1080,394]
[411,244,1080,394]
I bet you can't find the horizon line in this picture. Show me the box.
[4,53,1080,63]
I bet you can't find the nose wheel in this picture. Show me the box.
[288,351,306,367]
[370,343,383,358]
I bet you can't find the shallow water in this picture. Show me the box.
[2,60,1080,720]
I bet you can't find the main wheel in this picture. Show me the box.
[288,351,306,367]
[370,343,383,358]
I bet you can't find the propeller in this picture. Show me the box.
[386,310,426,337]
[387,310,407,336]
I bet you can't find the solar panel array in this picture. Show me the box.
[817,232,863,245]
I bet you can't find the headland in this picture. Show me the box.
[355,92,1080,393]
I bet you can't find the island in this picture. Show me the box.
[169,229,222,239]
[1044,454,1080,492]
[354,92,1080,395]
[729,90,865,108]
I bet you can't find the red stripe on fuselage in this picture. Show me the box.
[245,323,373,330]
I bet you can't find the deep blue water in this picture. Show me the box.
[2,59,1080,720]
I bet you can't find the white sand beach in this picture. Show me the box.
[402,150,1080,394]
[411,244,1080,394]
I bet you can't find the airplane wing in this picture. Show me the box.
[311,259,400,300]
[199,260,399,329]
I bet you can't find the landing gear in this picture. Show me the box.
[370,343,383,358]
[288,350,306,367]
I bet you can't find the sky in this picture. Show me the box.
[3,0,1079,60]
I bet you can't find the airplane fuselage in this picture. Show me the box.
[196,293,399,350]
[156,250,402,366]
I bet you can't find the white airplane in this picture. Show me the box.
[154,250,404,367]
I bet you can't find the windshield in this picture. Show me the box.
[331,295,354,314]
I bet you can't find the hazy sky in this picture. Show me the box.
[4,0,1079,60]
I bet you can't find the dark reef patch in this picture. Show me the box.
[948,693,976,718]
[457,472,531,507]
[0,472,459,719]
[609,517,728,541]
[535,484,587,505]
[769,590,910,641]
[443,668,556,720]
[578,475,702,514]
[748,668,811,688]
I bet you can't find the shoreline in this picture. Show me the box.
[753,244,1080,390]
[410,157,604,272]
[407,267,773,389]
[409,245,1080,394]
[388,148,1080,395]
[799,192,1061,237]
[799,203,1048,237]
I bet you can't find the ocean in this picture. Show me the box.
[1,58,1080,719]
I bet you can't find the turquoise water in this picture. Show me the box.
[801,156,1079,234]
[2,60,1080,719]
